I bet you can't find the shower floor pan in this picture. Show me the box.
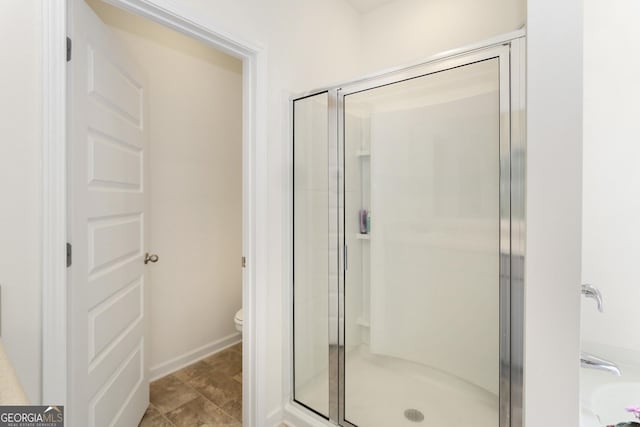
[296,345,498,427]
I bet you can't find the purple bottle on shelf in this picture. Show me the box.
[359,209,367,234]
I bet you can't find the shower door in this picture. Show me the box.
[339,49,510,427]
[292,40,524,427]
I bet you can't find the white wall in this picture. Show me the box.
[86,0,244,376]
[526,0,583,426]
[0,0,43,403]
[359,0,525,72]
[581,0,640,362]
[367,90,501,397]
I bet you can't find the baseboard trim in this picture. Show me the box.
[282,402,333,427]
[149,333,241,381]
[267,406,284,427]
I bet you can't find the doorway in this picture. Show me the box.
[64,0,255,425]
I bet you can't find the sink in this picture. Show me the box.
[582,366,640,426]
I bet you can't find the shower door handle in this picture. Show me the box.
[344,245,348,271]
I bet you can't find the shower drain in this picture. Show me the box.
[403,409,425,422]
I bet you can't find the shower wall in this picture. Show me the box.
[344,112,369,353]
[366,93,500,395]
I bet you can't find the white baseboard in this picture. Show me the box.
[267,406,284,427]
[149,333,241,381]
[282,402,333,427]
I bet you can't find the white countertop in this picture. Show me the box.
[0,340,28,404]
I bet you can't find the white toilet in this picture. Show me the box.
[234,309,243,333]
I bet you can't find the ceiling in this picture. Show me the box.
[345,0,396,14]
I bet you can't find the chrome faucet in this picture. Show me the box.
[582,284,603,312]
[581,352,622,376]
[580,285,619,376]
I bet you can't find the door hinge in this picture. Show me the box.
[66,37,72,62]
[66,243,72,268]
[241,256,246,268]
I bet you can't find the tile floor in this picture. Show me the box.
[140,343,242,427]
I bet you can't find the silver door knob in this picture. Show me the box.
[144,253,159,264]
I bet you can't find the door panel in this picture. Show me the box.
[343,58,502,427]
[69,0,149,425]
[292,92,331,417]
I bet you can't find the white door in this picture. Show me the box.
[69,0,149,425]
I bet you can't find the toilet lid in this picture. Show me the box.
[234,309,243,323]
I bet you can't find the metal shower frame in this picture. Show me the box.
[290,30,526,427]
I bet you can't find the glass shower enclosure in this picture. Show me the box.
[292,35,525,427]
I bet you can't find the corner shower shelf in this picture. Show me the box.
[356,233,370,240]
[356,150,370,157]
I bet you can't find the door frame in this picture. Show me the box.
[41,0,268,425]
